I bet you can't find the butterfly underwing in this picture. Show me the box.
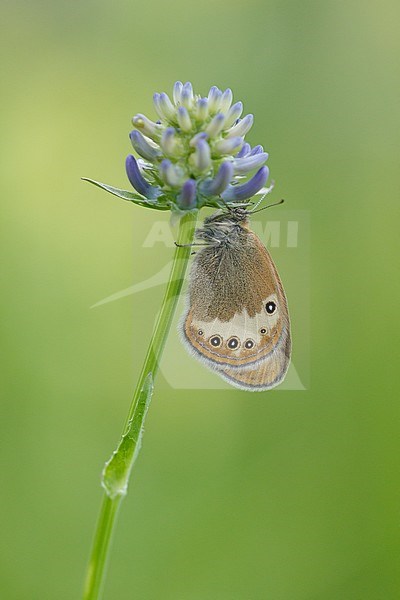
[179,207,291,391]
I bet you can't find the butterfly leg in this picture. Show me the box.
[174,242,211,248]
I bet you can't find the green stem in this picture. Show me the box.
[82,211,197,600]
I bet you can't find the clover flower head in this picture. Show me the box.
[84,82,270,212]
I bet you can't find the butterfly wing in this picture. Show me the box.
[180,226,291,391]
[216,327,291,391]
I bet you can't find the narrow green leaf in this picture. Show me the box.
[101,373,154,499]
[82,178,170,211]
[82,178,148,201]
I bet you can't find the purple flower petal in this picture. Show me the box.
[181,82,194,108]
[125,155,160,199]
[193,139,211,171]
[220,88,233,113]
[249,145,264,155]
[189,131,209,147]
[160,159,185,187]
[129,130,160,161]
[205,113,225,138]
[233,152,269,175]
[225,114,254,138]
[196,97,209,121]
[159,92,175,119]
[173,81,183,104]
[177,179,197,210]
[214,136,243,155]
[160,127,178,155]
[236,143,251,158]
[223,102,243,129]
[221,166,269,202]
[177,106,192,132]
[132,113,162,141]
[208,86,222,113]
[200,162,234,196]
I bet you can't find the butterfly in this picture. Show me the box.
[179,205,291,391]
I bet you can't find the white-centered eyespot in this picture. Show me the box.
[244,339,255,349]
[227,337,240,350]
[265,301,277,315]
[210,335,222,347]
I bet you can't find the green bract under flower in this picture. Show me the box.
[83,82,271,212]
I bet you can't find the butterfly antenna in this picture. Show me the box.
[247,180,276,211]
[251,198,285,214]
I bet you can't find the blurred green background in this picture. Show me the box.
[1,0,399,598]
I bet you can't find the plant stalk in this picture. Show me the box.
[82,211,197,600]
